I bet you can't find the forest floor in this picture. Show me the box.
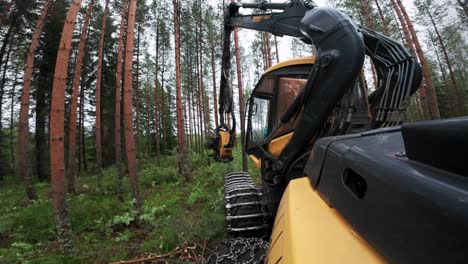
[0,150,258,263]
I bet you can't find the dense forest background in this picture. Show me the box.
[0,0,466,262]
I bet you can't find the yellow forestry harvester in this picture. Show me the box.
[206,1,468,263]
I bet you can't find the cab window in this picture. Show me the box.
[275,77,307,136]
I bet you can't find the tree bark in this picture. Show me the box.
[210,38,219,128]
[154,17,161,164]
[49,0,82,254]
[233,27,248,172]
[135,21,141,158]
[160,54,167,154]
[124,0,142,212]
[95,0,110,188]
[274,35,280,63]
[429,31,452,116]
[374,0,389,36]
[0,0,14,29]
[173,0,189,180]
[395,0,440,119]
[424,4,463,116]
[115,0,128,203]
[390,0,429,119]
[67,0,94,194]
[0,31,12,181]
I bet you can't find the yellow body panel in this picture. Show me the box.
[268,132,294,157]
[248,154,261,169]
[266,177,385,264]
[218,131,232,160]
[263,56,315,75]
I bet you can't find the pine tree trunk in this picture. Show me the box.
[154,19,161,164]
[390,0,429,119]
[187,67,194,151]
[274,35,280,63]
[0,0,14,28]
[396,0,440,119]
[67,0,94,194]
[264,33,272,68]
[161,56,167,154]
[429,32,452,116]
[124,0,142,212]
[173,0,189,180]
[80,77,87,172]
[135,21,141,158]
[10,59,19,178]
[234,27,248,172]
[361,0,375,29]
[0,35,12,181]
[95,0,109,188]
[211,39,219,128]
[374,0,389,36]
[424,4,463,116]
[115,0,128,203]
[49,0,82,254]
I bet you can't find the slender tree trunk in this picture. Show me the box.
[95,0,109,188]
[374,0,389,36]
[457,0,468,18]
[49,0,82,254]
[264,33,272,68]
[173,0,189,180]
[10,58,19,178]
[145,79,151,156]
[0,0,14,29]
[424,4,463,115]
[115,0,127,203]
[429,31,452,116]
[274,35,280,63]
[135,21,141,158]
[154,19,161,164]
[80,76,87,171]
[67,0,94,194]
[188,69,194,151]
[161,55,167,154]
[395,0,440,119]
[0,34,12,181]
[233,27,248,172]
[210,39,219,128]
[390,0,429,119]
[361,0,375,29]
[124,0,142,212]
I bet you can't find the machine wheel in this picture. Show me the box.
[206,238,269,264]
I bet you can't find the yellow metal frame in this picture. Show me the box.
[268,132,294,157]
[266,177,385,264]
[263,56,315,75]
[218,131,232,160]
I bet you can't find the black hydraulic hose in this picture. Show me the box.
[276,7,365,176]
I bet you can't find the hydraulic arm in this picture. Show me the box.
[213,0,422,185]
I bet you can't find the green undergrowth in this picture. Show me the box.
[0,149,260,263]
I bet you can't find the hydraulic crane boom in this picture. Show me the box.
[214,0,422,183]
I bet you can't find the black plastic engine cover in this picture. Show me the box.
[304,127,468,264]
[402,117,468,177]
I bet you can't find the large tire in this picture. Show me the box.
[207,238,269,264]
